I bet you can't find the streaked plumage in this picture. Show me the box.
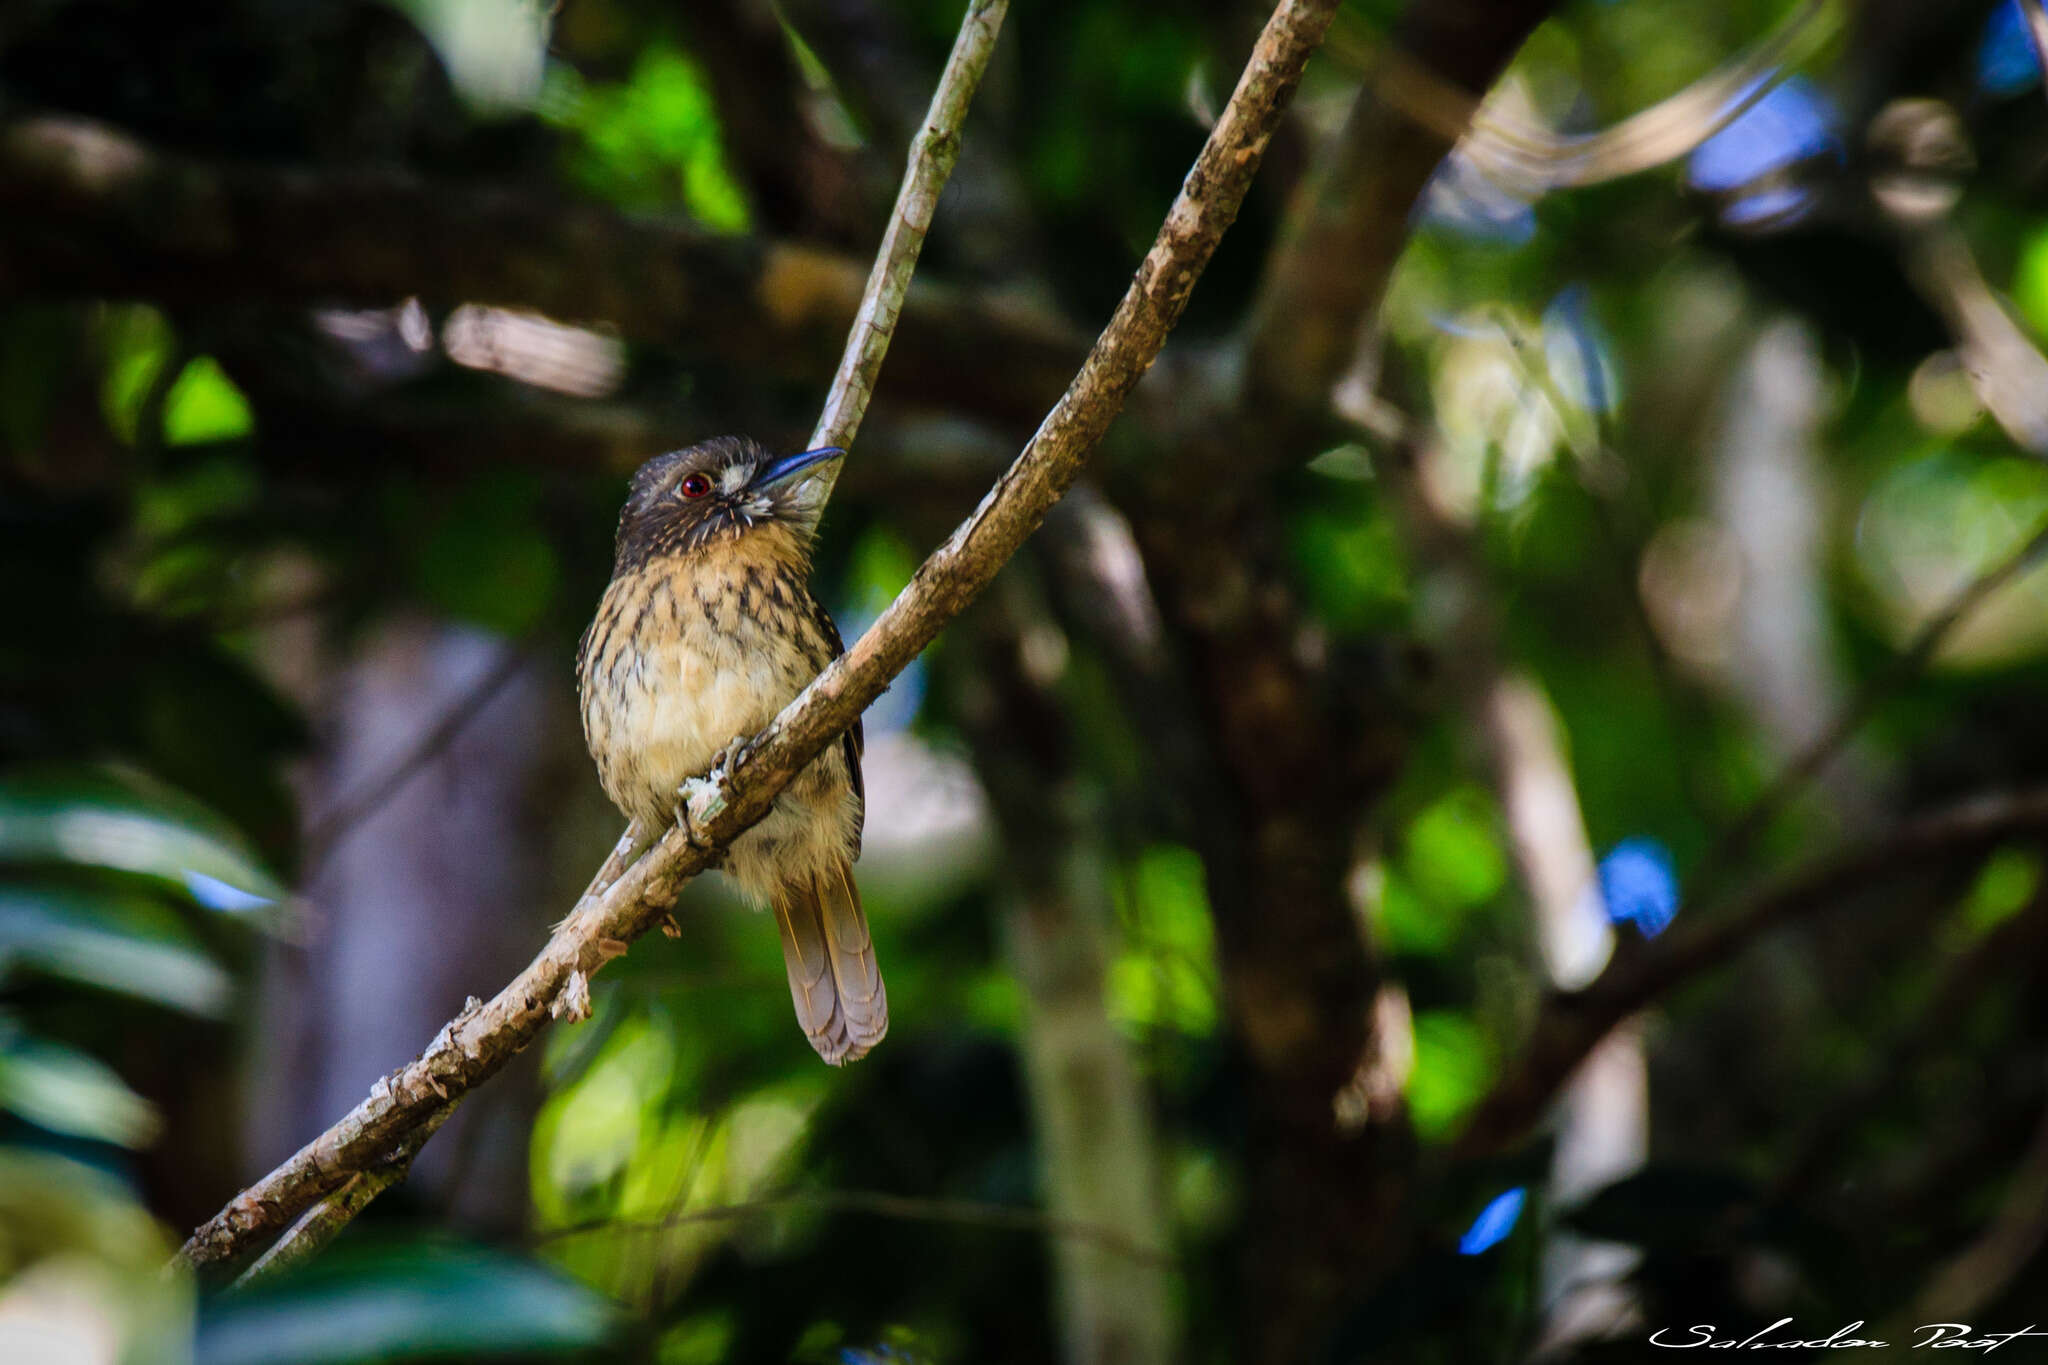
[578,437,885,1064]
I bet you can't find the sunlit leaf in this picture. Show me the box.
[1408,1011,1493,1139]
[543,48,749,231]
[162,357,254,445]
[0,770,284,914]
[0,886,233,1016]
[1961,846,2041,935]
[2016,225,2048,339]
[0,1026,160,1147]
[1109,846,1220,1038]
[98,305,174,446]
[1404,788,1508,912]
[659,1312,736,1365]
[1855,451,2048,668]
[1369,863,1456,956]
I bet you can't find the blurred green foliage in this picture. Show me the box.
[195,1241,623,1365]
[1107,845,1221,1042]
[3,0,2048,1360]
[544,47,752,231]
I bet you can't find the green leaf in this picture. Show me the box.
[0,768,285,914]
[0,1026,160,1147]
[2017,225,2048,339]
[1404,787,1508,911]
[1961,846,2041,935]
[1109,846,1220,1038]
[99,305,174,445]
[1408,1011,1494,1139]
[196,1241,624,1364]
[0,886,233,1016]
[162,356,255,445]
[543,48,750,231]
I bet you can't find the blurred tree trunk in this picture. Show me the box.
[247,613,580,1236]
[956,586,1178,1365]
[1713,317,1873,818]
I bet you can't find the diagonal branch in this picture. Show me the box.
[301,643,532,867]
[174,0,1342,1275]
[1453,786,2048,1161]
[230,1101,458,1286]
[1242,0,1555,428]
[1698,510,2048,896]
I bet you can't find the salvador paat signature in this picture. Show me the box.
[1648,1321,2048,1352]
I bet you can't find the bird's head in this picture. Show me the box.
[612,436,844,572]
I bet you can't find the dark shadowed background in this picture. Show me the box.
[4,0,2048,1361]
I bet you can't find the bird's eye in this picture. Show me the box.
[678,474,713,500]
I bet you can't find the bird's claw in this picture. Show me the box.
[709,738,746,782]
[675,738,745,852]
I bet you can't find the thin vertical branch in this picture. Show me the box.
[809,0,1011,471]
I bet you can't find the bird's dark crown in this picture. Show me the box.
[612,435,841,574]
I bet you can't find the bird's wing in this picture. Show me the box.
[807,591,865,852]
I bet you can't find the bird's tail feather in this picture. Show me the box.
[771,858,887,1065]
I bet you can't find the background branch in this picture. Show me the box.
[0,116,1084,429]
[300,642,531,867]
[1700,510,2048,894]
[1241,0,1555,430]
[539,1189,1177,1272]
[1456,786,2048,1161]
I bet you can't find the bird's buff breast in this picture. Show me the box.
[579,552,854,900]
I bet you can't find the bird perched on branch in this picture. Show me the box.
[578,437,885,1064]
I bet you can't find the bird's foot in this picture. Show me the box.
[675,738,746,853]
[709,737,747,782]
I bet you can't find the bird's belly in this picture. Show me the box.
[598,631,805,815]
[579,561,858,903]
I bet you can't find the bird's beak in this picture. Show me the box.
[751,446,845,490]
